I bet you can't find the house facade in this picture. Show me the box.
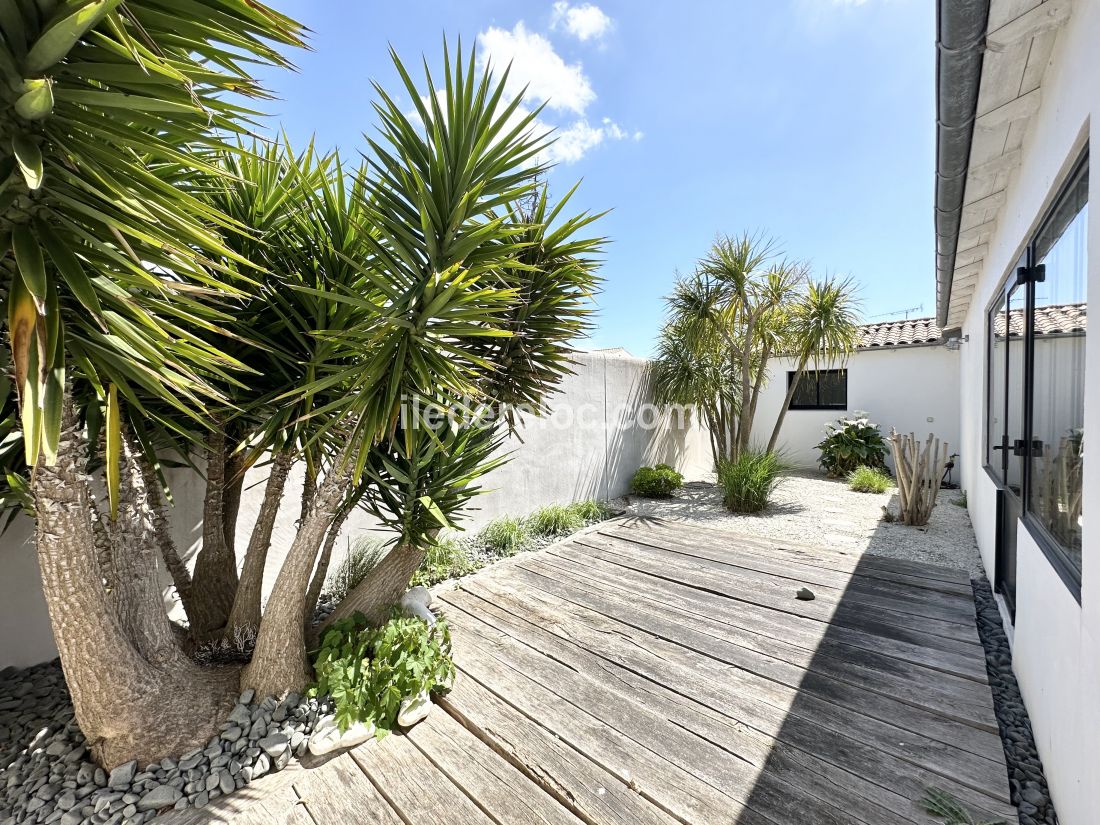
[935,0,1096,821]
[752,317,963,472]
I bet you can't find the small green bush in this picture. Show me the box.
[412,536,474,587]
[567,499,612,523]
[717,450,788,513]
[309,613,454,735]
[951,491,968,508]
[631,464,683,497]
[480,516,532,557]
[325,537,385,601]
[527,504,584,537]
[816,413,889,477]
[847,465,894,494]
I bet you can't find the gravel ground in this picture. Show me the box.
[615,471,984,577]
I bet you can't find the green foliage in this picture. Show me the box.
[325,538,385,602]
[411,537,474,588]
[309,613,454,735]
[527,504,584,537]
[0,0,305,473]
[922,789,1006,825]
[567,499,613,523]
[480,516,532,557]
[717,450,788,513]
[631,464,684,498]
[847,465,894,494]
[816,414,889,477]
[952,491,969,508]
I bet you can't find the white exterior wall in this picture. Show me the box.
[956,3,1100,822]
[752,345,961,472]
[0,350,711,669]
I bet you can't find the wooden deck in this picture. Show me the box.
[167,516,1016,825]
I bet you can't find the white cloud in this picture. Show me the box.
[546,117,633,164]
[476,22,595,115]
[550,1,613,42]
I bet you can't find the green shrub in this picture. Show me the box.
[717,450,788,513]
[567,499,612,523]
[412,536,474,587]
[309,613,454,734]
[480,516,532,557]
[631,464,683,497]
[952,491,968,508]
[847,465,894,494]
[816,413,889,477]
[527,504,585,537]
[325,537,386,601]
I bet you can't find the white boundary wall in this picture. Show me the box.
[0,349,711,669]
[955,4,1099,822]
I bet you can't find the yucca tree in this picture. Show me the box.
[139,45,604,700]
[0,0,304,767]
[650,318,733,467]
[766,276,861,452]
[653,233,803,463]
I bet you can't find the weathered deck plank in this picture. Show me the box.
[159,516,1016,825]
[446,572,1012,816]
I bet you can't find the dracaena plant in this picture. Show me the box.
[0,0,305,769]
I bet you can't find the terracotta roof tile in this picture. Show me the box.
[857,303,1086,348]
[857,317,942,348]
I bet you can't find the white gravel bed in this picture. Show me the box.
[614,471,985,577]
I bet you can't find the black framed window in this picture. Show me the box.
[788,369,847,410]
[984,150,1087,591]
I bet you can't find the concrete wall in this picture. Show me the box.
[956,3,1099,822]
[0,349,712,668]
[751,345,961,472]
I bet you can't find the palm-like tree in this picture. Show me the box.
[653,233,801,463]
[766,276,861,452]
[1,0,305,768]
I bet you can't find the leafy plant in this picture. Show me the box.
[922,788,1006,825]
[527,504,585,537]
[568,499,613,523]
[309,613,455,735]
[326,538,386,602]
[480,516,532,557]
[952,491,969,508]
[411,537,474,588]
[631,464,684,498]
[717,450,788,513]
[847,465,894,494]
[817,413,889,477]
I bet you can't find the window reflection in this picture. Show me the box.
[1028,166,1087,573]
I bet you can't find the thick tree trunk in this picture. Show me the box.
[225,452,293,634]
[299,465,315,525]
[303,503,352,648]
[188,431,239,636]
[321,541,425,631]
[136,453,196,623]
[34,402,235,768]
[241,467,350,697]
[103,430,190,666]
[223,446,246,556]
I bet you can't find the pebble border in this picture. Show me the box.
[971,578,1058,825]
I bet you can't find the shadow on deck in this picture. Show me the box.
[166,516,1016,825]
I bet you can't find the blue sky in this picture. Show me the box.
[254,0,934,356]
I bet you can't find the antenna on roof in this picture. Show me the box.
[870,304,924,320]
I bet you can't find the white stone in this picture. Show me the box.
[307,715,375,756]
[397,691,432,728]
